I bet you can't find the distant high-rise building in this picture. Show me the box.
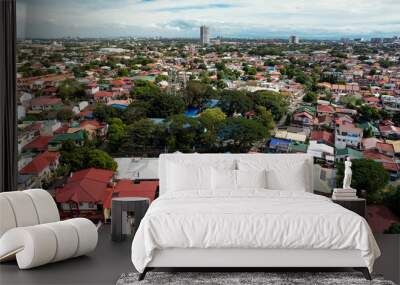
[200,25,210,45]
[371,38,383,44]
[288,35,300,44]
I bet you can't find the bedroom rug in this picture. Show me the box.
[116,271,395,285]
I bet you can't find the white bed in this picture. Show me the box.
[131,154,380,280]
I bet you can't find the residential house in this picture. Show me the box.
[288,142,308,154]
[376,142,395,157]
[307,141,335,164]
[40,120,62,136]
[268,138,291,153]
[317,104,335,117]
[30,96,63,111]
[335,124,363,149]
[19,151,60,185]
[310,130,334,146]
[23,135,53,152]
[93,91,114,103]
[386,140,400,155]
[274,130,307,143]
[335,114,354,126]
[363,150,400,180]
[103,179,158,221]
[55,168,114,220]
[379,124,400,139]
[335,147,364,162]
[362,137,383,150]
[85,83,99,95]
[292,105,317,127]
[48,130,86,151]
[292,111,316,126]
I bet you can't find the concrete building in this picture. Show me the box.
[200,25,210,45]
[289,35,300,44]
[335,124,363,149]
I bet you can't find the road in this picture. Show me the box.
[276,92,305,128]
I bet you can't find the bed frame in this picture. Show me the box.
[137,154,373,281]
[138,248,371,281]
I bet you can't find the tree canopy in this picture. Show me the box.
[336,159,389,201]
[219,117,268,153]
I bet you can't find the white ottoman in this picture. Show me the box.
[0,189,98,269]
[0,218,98,269]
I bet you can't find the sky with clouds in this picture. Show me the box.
[17,0,400,39]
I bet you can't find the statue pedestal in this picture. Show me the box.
[332,188,358,200]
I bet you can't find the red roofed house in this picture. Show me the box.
[379,124,400,139]
[23,135,53,152]
[310,130,334,145]
[376,142,395,157]
[317,104,335,117]
[31,96,63,111]
[19,151,60,183]
[85,82,99,95]
[56,168,114,220]
[111,80,125,87]
[292,112,316,127]
[93,91,113,103]
[363,150,400,180]
[80,120,108,137]
[103,179,158,221]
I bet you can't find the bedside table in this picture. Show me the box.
[111,197,150,242]
[332,198,367,219]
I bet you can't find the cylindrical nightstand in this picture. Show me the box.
[332,197,367,219]
[111,197,150,242]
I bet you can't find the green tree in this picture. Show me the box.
[121,119,166,155]
[199,108,227,148]
[87,149,117,171]
[218,118,267,153]
[303,92,318,104]
[218,90,253,116]
[155,74,168,83]
[117,68,129,77]
[56,108,74,121]
[185,81,215,108]
[384,223,400,234]
[253,91,288,120]
[254,106,275,135]
[336,159,389,201]
[58,79,85,101]
[130,80,161,98]
[93,103,119,122]
[166,115,202,152]
[60,142,117,172]
[107,118,126,152]
[383,186,400,217]
[358,105,381,122]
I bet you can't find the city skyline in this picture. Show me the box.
[17,0,400,39]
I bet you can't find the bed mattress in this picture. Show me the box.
[131,190,380,273]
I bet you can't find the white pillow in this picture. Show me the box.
[212,168,237,190]
[266,162,308,191]
[167,162,212,191]
[236,169,267,189]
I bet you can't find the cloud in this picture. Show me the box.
[153,3,239,12]
[16,0,400,39]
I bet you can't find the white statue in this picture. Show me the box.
[343,157,353,189]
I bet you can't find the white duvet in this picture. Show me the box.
[131,190,380,273]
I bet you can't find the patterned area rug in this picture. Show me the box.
[117,272,395,285]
